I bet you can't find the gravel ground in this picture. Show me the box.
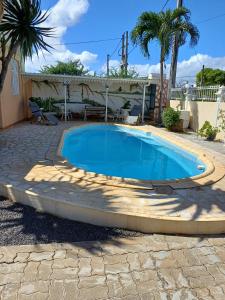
[0,196,143,246]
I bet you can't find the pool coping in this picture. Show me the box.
[55,123,225,190]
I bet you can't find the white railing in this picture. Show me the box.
[170,85,220,102]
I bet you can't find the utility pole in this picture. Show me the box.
[121,33,125,72]
[125,31,129,76]
[169,0,183,88]
[200,64,205,86]
[106,54,110,77]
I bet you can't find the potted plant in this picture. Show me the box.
[198,121,219,141]
[162,107,181,131]
[120,101,131,117]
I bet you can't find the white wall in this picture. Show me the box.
[170,100,225,134]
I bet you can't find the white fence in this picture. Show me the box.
[170,85,220,102]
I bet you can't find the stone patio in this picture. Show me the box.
[1,235,225,299]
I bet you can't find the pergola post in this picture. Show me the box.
[142,82,151,123]
[64,82,67,122]
[105,85,109,122]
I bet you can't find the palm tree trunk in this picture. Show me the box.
[0,42,20,95]
[158,52,164,124]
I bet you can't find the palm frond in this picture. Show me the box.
[0,0,54,60]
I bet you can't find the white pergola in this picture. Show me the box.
[23,73,161,122]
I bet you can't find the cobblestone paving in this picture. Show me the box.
[1,235,225,299]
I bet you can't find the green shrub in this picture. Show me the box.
[198,121,219,141]
[121,100,131,109]
[29,97,59,113]
[162,107,180,130]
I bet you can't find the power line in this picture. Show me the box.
[161,0,170,11]
[53,37,121,46]
[128,45,137,55]
[193,47,203,67]
[198,12,225,24]
[109,38,122,58]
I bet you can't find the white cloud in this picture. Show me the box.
[102,54,225,84]
[25,0,98,73]
[101,59,120,73]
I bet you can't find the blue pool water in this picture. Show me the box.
[61,125,206,180]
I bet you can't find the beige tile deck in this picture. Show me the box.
[0,121,225,234]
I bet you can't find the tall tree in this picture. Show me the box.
[41,59,89,76]
[196,68,225,86]
[131,7,199,123]
[0,0,53,94]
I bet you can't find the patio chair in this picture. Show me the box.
[124,105,142,125]
[29,100,59,125]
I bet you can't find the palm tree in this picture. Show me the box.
[131,7,199,123]
[0,0,53,94]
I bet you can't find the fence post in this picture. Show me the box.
[215,86,225,127]
[184,83,192,110]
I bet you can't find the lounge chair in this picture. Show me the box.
[29,100,59,125]
[124,105,142,125]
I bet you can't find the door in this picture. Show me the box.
[145,84,156,118]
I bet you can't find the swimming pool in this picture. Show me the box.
[61,125,206,181]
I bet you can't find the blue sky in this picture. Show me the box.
[26,0,225,83]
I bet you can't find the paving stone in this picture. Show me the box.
[105,262,130,274]
[19,281,49,294]
[192,288,210,299]
[38,260,53,280]
[209,286,225,300]
[127,253,141,271]
[64,279,79,300]
[79,275,106,289]
[0,272,24,285]
[0,262,26,274]
[152,251,176,269]
[106,274,123,298]
[78,285,108,300]
[168,289,198,300]
[103,254,127,265]
[206,264,225,285]
[91,256,104,275]
[0,251,17,264]
[1,283,20,300]
[22,261,39,282]
[28,252,54,262]
[51,267,78,280]
[188,275,216,289]
[138,252,154,270]
[135,280,159,294]
[78,258,92,277]
[119,273,138,296]
[132,269,158,283]
[14,253,29,263]
[54,250,66,259]
[48,280,64,300]
[182,265,209,278]
[52,258,78,269]
[18,292,48,300]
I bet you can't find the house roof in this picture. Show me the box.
[22,72,162,85]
